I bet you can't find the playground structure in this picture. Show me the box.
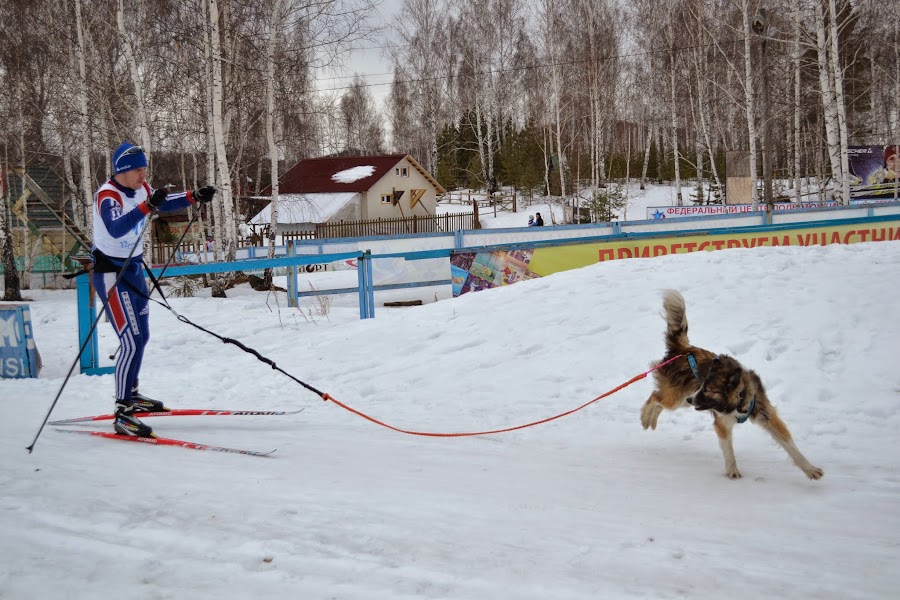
[2,165,91,284]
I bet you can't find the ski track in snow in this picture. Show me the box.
[1,237,899,599]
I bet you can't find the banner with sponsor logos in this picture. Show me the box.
[646,202,838,220]
[0,304,42,378]
[848,145,900,203]
[450,221,900,296]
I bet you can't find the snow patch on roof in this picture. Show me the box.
[331,166,375,184]
[249,192,358,225]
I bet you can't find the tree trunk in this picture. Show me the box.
[740,0,759,208]
[640,123,653,190]
[828,0,850,205]
[1,141,23,301]
[793,1,802,202]
[73,0,93,230]
[263,0,285,288]
[117,0,150,155]
[668,44,682,205]
[813,0,843,203]
[17,97,31,290]
[209,0,236,266]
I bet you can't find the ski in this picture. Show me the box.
[49,407,305,426]
[54,428,276,457]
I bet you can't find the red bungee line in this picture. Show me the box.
[320,354,685,438]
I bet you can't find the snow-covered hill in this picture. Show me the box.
[1,239,898,599]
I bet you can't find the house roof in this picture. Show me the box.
[249,192,359,225]
[263,154,445,195]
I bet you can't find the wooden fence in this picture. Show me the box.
[150,212,476,262]
[313,212,475,239]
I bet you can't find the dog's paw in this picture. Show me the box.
[805,466,824,480]
[640,403,661,430]
[725,468,742,479]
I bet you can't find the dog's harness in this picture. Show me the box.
[687,354,755,424]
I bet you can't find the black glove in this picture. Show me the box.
[148,188,167,209]
[193,186,216,204]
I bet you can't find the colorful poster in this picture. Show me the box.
[450,248,539,296]
[451,220,900,296]
[849,145,900,202]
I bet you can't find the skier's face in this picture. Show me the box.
[115,167,147,189]
[887,154,899,173]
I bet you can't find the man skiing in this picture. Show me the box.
[92,142,215,437]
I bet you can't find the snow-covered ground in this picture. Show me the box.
[2,235,899,599]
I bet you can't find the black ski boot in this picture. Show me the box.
[131,388,169,413]
[114,400,154,437]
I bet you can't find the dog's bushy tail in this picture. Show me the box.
[662,290,690,354]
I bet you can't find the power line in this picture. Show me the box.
[313,38,746,93]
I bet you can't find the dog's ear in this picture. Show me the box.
[727,369,742,389]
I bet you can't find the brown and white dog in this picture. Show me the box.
[641,290,823,480]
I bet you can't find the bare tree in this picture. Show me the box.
[340,75,385,153]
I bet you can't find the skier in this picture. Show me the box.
[92,142,216,437]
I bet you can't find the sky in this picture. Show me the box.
[315,0,402,111]
[1,188,899,599]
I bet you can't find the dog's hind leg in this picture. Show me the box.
[641,392,665,430]
[755,409,824,480]
[713,416,742,479]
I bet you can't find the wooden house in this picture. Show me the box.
[251,154,446,236]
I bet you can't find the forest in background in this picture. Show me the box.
[0,0,896,294]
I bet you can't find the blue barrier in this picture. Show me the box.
[77,250,366,375]
[0,304,42,378]
[75,207,900,374]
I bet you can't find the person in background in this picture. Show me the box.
[92,141,216,437]
[534,212,545,226]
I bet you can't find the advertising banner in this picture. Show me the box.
[450,249,540,296]
[848,145,900,202]
[646,202,838,220]
[450,221,900,296]
[0,304,42,378]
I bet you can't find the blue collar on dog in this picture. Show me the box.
[687,354,701,380]
[736,396,756,424]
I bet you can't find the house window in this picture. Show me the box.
[381,194,393,204]
[395,167,409,177]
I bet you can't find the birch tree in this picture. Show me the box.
[536,0,570,198]
[827,0,850,204]
[206,0,238,298]
[264,0,286,289]
[812,0,845,203]
[740,0,760,207]
[116,0,151,157]
[73,0,93,229]
[388,0,450,172]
